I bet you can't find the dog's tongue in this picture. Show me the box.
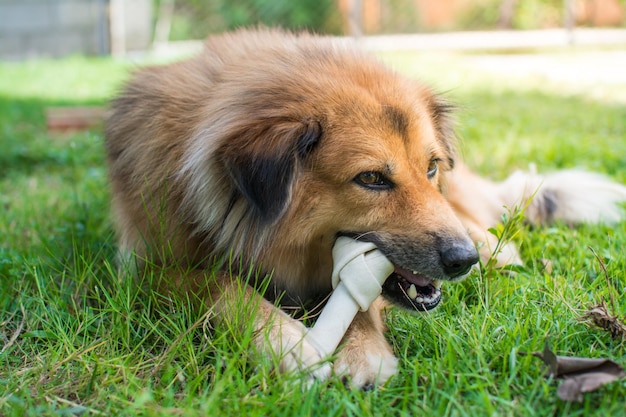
[393,266,433,286]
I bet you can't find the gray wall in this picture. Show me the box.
[0,0,152,60]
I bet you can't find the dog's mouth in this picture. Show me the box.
[335,232,445,312]
[381,266,442,312]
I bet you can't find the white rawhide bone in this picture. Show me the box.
[306,236,394,358]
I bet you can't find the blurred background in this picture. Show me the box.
[1,0,625,59]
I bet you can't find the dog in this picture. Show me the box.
[104,28,626,388]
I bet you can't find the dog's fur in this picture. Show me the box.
[104,28,626,388]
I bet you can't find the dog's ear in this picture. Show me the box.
[219,118,322,223]
[429,95,458,169]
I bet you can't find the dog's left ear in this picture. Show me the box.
[429,96,458,169]
[219,118,322,223]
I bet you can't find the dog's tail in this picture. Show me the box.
[496,166,626,226]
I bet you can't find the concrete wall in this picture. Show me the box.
[0,0,152,60]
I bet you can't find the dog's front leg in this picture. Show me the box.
[171,271,332,384]
[333,297,398,389]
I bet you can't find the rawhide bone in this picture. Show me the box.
[306,236,393,358]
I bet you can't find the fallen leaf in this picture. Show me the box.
[522,341,625,402]
[583,302,626,341]
[584,247,626,340]
[557,371,622,402]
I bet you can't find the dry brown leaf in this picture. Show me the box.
[557,371,623,402]
[522,342,625,402]
[583,302,626,341]
[582,247,626,341]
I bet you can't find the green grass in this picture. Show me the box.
[1,51,625,416]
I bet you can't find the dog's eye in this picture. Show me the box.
[354,171,392,190]
[427,159,439,179]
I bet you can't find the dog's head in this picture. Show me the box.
[210,51,478,311]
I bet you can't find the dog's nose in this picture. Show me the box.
[441,243,479,278]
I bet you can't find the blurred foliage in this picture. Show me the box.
[162,0,624,40]
[513,0,564,29]
[460,0,566,30]
[455,0,502,31]
[378,0,421,34]
[168,0,343,40]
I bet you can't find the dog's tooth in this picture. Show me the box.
[433,280,442,289]
[407,284,418,299]
[414,296,424,303]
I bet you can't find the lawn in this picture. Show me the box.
[1,49,625,416]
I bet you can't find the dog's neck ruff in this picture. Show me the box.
[306,237,393,358]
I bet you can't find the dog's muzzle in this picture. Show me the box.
[381,239,478,312]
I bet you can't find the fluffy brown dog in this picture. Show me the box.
[104,28,626,388]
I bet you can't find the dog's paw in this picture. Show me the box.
[333,336,398,389]
[261,315,332,384]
